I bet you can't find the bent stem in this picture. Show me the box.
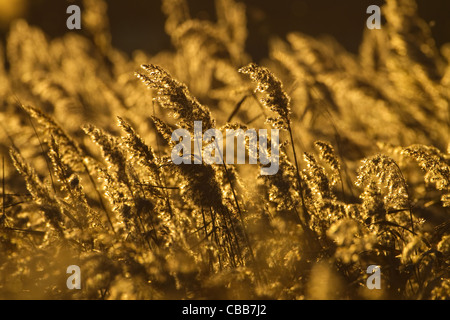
[287,121,310,224]
[213,139,259,272]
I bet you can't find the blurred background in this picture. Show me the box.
[0,0,449,62]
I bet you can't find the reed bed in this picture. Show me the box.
[0,0,448,299]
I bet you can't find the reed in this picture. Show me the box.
[0,0,448,300]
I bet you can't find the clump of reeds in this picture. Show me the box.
[0,0,448,300]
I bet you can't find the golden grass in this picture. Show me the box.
[0,0,448,299]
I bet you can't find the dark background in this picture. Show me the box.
[1,0,450,62]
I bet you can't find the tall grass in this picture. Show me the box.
[0,0,448,299]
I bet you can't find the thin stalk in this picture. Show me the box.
[27,116,57,195]
[215,139,256,265]
[200,206,209,241]
[82,162,115,233]
[152,101,174,218]
[287,121,310,223]
[209,207,223,270]
[324,109,354,200]
[391,161,415,234]
[227,95,248,123]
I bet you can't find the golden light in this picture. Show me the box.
[0,0,28,28]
